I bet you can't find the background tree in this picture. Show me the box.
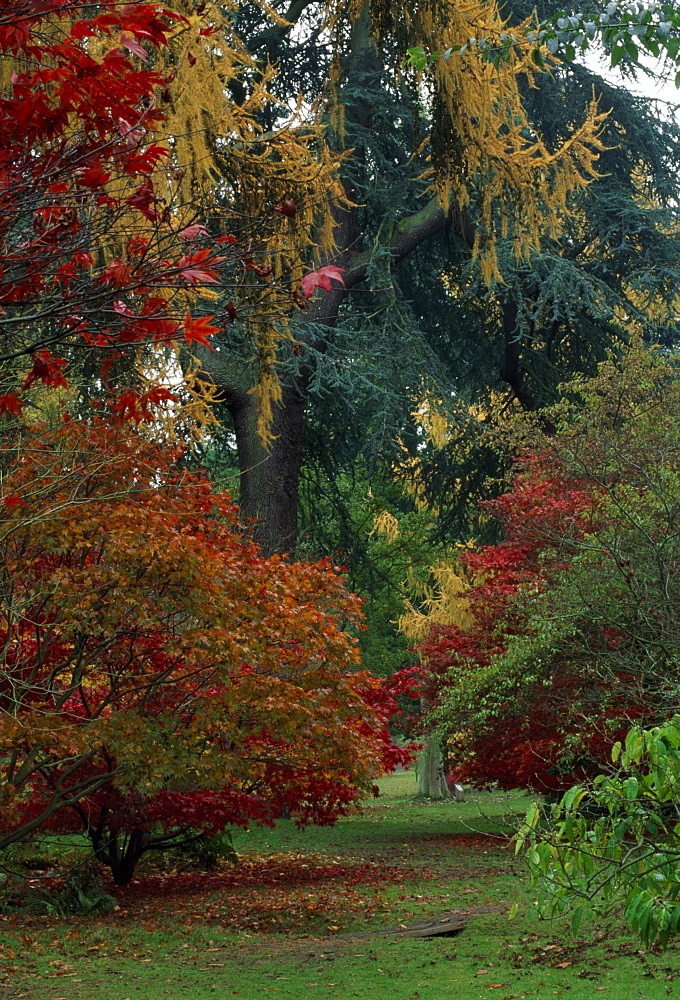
[193,0,613,554]
[179,0,680,568]
[424,346,680,791]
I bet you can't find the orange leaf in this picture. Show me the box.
[184,312,219,348]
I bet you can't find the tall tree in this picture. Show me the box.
[194,0,611,554]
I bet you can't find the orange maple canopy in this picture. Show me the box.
[0,417,412,881]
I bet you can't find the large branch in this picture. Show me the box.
[247,0,318,58]
[343,196,446,290]
[187,346,256,411]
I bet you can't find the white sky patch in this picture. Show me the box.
[584,42,680,108]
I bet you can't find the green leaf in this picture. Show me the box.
[611,44,625,67]
[624,776,639,800]
[625,40,639,63]
[525,801,541,829]
[668,37,680,61]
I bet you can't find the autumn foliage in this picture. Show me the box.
[0,418,410,882]
[0,1,239,418]
[0,1,331,423]
[422,349,680,792]
[422,462,612,792]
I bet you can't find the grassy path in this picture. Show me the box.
[2,771,680,999]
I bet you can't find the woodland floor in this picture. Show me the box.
[2,771,680,1000]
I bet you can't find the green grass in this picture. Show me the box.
[2,771,680,999]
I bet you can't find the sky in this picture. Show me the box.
[584,43,680,108]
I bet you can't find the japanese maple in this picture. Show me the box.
[0,417,411,882]
[0,3,227,416]
[421,348,680,792]
[0,1,322,422]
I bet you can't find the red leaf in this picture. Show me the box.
[184,312,219,348]
[274,199,297,217]
[0,393,23,415]
[127,177,158,221]
[119,32,149,62]
[99,351,123,389]
[21,351,67,391]
[177,249,224,284]
[109,386,178,423]
[299,265,345,300]
[101,260,134,287]
[1,495,27,509]
[75,165,111,187]
[179,224,210,240]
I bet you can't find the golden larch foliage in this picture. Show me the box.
[371,509,401,540]
[399,558,472,639]
[364,0,607,280]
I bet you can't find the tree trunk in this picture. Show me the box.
[197,197,446,557]
[231,376,306,555]
[417,732,451,800]
[90,828,149,886]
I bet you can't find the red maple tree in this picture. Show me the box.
[0,417,412,882]
[418,443,655,792]
[0,2,285,419]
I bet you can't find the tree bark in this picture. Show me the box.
[417,732,451,800]
[231,377,306,556]
[198,194,446,556]
[90,828,150,886]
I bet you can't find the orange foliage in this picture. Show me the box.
[0,418,407,877]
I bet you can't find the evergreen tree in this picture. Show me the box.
[191,1,680,558]
[194,0,612,554]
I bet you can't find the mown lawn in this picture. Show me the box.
[2,771,679,1000]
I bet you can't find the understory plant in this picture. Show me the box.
[518,718,680,947]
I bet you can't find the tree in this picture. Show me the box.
[0,416,410,882]
[194,0,616,555]
[423,346,680,791]
[186,0,680,563]
[0,2,206,412]
[0,1,339,423]
[536,1,680,73]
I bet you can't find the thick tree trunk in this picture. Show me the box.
[230,377,306,555]
[197,197,446,556]
[417,732,451,800]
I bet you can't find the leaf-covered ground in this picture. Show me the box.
[2,772,680,999]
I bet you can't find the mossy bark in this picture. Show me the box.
[417,733,451,800]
